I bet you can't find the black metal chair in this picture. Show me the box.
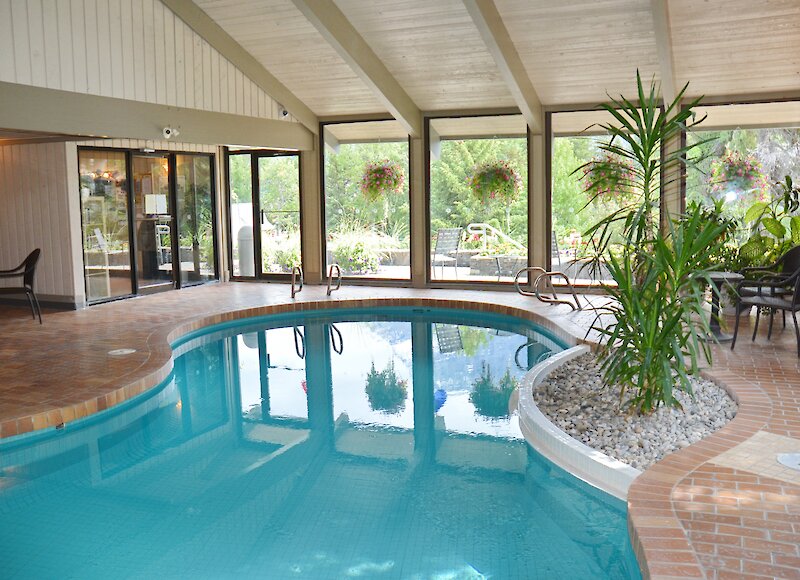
[732,266,800,356]
[0,249,42,324]
[738,245,800,339]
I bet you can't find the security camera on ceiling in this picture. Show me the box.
[162,126,179,139]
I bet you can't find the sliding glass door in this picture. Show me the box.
[79,148,218,304]
[132,154,175,291]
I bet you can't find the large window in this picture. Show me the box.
[550,111,639,285]
[429,115,528,283]
[686,103,800,240]
[323,121,410,280]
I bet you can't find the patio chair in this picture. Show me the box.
[731,265,800,356]
[738,245,800,339]
[432,227,462,279]
[434,323,463,353]
[0,249,42,323]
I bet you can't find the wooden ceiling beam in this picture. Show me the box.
[462,0,543,134]
[290,0,422,137]
[650,0,677,105]
[161,0,319,134]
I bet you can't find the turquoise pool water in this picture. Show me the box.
[0,307,640,579]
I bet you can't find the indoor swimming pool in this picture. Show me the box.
[0,307,640,579]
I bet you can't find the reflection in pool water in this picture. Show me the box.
[0,308,640,579]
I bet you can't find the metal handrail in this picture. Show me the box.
[514,267,546,297]
[326,264,342,296]
[466,222,526,252]
[291,265,304,298]
[513,267,582,311]
[293,326,305,359]
[329,324,343,354]
[535,271,582,310]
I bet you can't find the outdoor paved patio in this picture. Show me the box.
[1,282,798,579]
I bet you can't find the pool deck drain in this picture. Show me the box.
[1,283,799,579]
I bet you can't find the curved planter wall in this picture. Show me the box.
[517,345,641,500]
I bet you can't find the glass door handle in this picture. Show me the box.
[260,209,266,224]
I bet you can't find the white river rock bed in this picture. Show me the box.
[532,354,737,470]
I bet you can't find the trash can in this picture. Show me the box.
[237,226,255,277]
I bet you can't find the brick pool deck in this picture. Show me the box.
[0,282,798,579]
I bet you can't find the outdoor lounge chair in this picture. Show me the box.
[0,249,42,324]
[431,228,462,279]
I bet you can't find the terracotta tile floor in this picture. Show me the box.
[1,282,799,579]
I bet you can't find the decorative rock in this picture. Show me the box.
[532,353,737,470]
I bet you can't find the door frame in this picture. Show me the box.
[225,148,304,281]
[78,146,219,305]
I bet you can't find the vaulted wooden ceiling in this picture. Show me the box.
[193,0,799,124]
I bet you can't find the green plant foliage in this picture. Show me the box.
[430,138,527,246]
[325,141,410,248]
[331,237,380,275]
[595,204,728,413]
[584,72,726,413]
[360,159,405,203]
[468,161,521,205]
[469,363,518,418]
[263,236,301,273]
[740,175,800,266]
[365,361,408,414]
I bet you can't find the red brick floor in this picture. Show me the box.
[1,282,799,579]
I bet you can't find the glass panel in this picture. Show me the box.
[228,154,255,277]
[550,110,645,285]
[686,123,800,247]
[323,122,410,279]
[175,154,216,284]
[429,115,528,282]
[132,155,174,289]
[78,149,133,302]
[259,155,301,275]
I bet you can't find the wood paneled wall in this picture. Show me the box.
[0,0,290,121]
[0,142,80,302]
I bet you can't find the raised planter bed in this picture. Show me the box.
[469,254,526,277]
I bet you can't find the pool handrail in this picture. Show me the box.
[291,265,304,298]
[326,264,342,296]
[514,267,582,311]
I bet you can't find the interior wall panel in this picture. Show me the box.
[0,0,287,122]
[0,142,76,301]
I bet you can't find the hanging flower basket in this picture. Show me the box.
[468,161,521,205]
[708,151,768,195]
[581,152,636,199]
[360,160,405,203]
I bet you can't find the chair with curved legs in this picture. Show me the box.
[732,266,800,356]
[738,245,800,339]
[0,249,42,324]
